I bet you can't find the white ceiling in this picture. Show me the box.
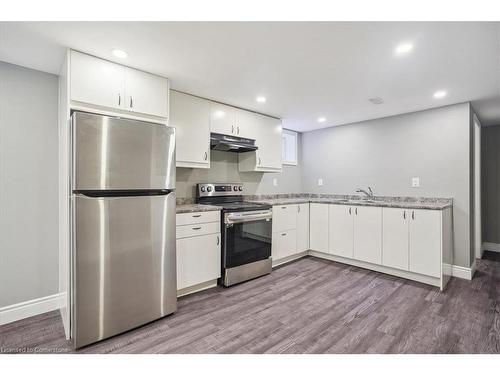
[0,22,499,131]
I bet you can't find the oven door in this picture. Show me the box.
[223,210,272,268]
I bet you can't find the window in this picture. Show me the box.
[282,129,298,166]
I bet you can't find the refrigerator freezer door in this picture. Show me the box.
[72,111,175,191]
[72,192,176,348]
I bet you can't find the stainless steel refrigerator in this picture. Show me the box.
[70,111,176,349]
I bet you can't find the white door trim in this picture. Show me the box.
[474,114,482,259]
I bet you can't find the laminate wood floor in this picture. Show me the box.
[2,254,500,354]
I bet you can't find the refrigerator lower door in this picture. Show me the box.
[72,111,175,191]
[72,192,176,348]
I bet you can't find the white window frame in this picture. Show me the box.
[282,129,298,166]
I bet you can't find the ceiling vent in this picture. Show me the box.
[368,97,384,105]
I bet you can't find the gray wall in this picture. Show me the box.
[0,62,59,307]
[301,103,472,268]
[481,125,500,244]
[176,133,302,199]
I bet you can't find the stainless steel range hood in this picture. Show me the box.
[210,133,258,153]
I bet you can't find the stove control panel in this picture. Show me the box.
[198,183,244,197]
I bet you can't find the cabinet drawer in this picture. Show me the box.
[272,205,297,232]
[176,210,220,226]
[272,229,297,260]
[176,222,220,239]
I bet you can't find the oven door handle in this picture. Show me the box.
[225,211,272,225]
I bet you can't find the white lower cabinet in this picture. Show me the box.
[176,211,221,292]
[328,205,353,258]
[382,208,410,271]
[297,203,310,252]
[409,209,442,278]
[353,206,382,264]
[272,230,297,260]
[309,203,329,252]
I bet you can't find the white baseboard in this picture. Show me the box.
[0,292,66,326]
[450,261,476,281]
[482,242,500,253]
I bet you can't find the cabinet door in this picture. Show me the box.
[297,203,310,252]
[353,206,382,264]
[272,204,297,232]
[329,205,354,258]
[70,51,125,110]
[272,230,297,260]
[257,115,282,170]
[382,208,409,270]
[235,108,258,139]
[309,203,329,252]
[176,233,221,290]
[409,209,441,278]
[124,68,169,118]
[210,102,237,136]
[170,91,210,168]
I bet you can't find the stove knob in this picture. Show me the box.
[207,186,213,192]
[233,186,238,191]
[201,186,206,192]
[238,186,243,191]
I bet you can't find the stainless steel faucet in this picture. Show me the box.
[356,186,374,199]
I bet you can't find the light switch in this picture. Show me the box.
[273,178,277,186]
[412,177,420,187]
[318,178,323,186]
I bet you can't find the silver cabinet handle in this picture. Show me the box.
[216,236,220,245]
[118,93,121,106]
[298,205,300,213]
[231,125,234,133]
[130,96,133,108]
[403,210,406,219]
[355,207,358,215]
[258,157,261,165]
[204,151,208,160]
[192,227,202,230]
[237,126,240,135]
[412,211,415,220]
[192,214,201,218]
[348,207,352,215]
[281,206,287,209]
[281,233,287,236]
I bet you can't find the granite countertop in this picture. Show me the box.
[245,195,453,210]
[176,204,222,214]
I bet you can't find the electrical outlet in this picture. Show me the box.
[412,177,420,188]
[318,178,323,186]
[272,178,277,187]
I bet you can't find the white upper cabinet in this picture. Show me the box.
[210,102,237,136]
[70,51,125,110]
[170,91,210,169]
[124,68,169,118]
[70,50,169,118]
[235,109,259,139]
[239,113,282,172]
[353,206,382,265]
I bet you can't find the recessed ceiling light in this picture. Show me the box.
[318,117,326,123]
[112,49,128,59]
[256,96,266,103]
[433,90,447,99]
[395,43,413,55]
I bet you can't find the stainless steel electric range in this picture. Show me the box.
[197,183,272,286]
